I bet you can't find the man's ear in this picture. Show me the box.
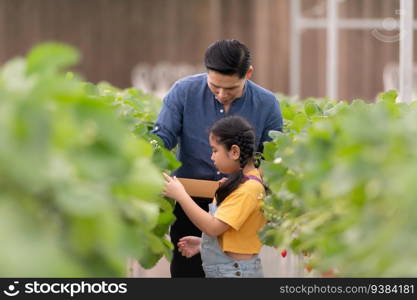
[245,66,254,80]
[230,144,241,160]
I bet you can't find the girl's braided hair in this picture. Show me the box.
[210,115,262,205]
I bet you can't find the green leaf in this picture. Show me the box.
[377,90,398,103]
[26,43,79,75]
[304,99,322,117]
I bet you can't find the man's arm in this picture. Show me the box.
[151,82,184,150]
[258,96,283,152]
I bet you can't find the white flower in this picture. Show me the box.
[274,157,283,164]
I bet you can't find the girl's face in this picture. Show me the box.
[209,133,240,174]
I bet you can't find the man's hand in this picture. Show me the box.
[178,236,201,258]
[162,173,188,202]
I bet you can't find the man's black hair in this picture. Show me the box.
[204,39,251,78]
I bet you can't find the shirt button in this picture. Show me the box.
[220,109,224,113]
[235,271,241,276]
[217,171,220,175]
[154,126,159,130]
[233,263,239,268]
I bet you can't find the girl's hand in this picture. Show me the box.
[162,173,188,202]
[178,236,201,258]
[218,177,228,186]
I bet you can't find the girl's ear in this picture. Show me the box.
[229,144,240,160]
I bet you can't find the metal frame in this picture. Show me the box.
[290,0,415,101]
[399,0,414,103]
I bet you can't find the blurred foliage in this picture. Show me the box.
[261,91,417,276]
[0,43,179,276]
[86,81,180,173]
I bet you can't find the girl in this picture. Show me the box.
[163,115,266,278]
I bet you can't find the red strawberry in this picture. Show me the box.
[321,269,335,277]
[280,249,287,258]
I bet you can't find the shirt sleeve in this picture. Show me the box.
[259,95,283,152]
[214,182,263,231]
[151,81,184,150]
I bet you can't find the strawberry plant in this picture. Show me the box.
[260,91,417,276]
[0,43,178,276]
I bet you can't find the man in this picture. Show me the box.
[152,39,283,277]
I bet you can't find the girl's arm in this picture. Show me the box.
[163,173,229,237]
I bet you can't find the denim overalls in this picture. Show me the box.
[200,176,264,278]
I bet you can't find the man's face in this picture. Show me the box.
[207,71,247,106]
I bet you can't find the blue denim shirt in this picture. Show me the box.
[151,73,283,181]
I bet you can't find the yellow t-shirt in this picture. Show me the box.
[214,169,266,254]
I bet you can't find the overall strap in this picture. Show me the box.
[243,175,263,184]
